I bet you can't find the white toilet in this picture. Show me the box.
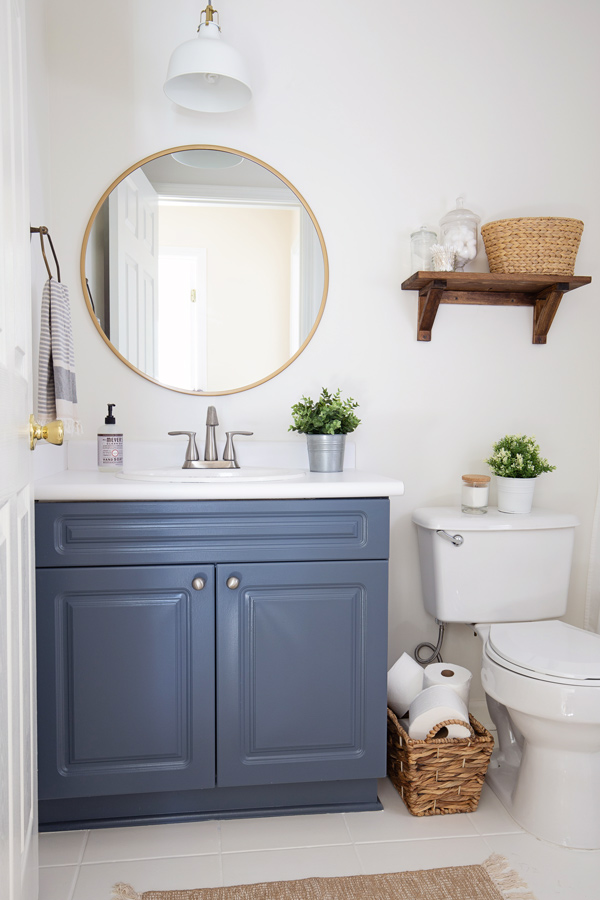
[413,506,600,849]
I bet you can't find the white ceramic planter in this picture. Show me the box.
[496,476,536,514]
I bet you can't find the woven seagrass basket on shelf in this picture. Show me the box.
[481,216,584,276]
[387,707,494,817]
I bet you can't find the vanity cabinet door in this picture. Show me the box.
[216,560,388,787]
[36,565,215,800]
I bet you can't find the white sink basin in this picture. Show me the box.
[116,466,307,484]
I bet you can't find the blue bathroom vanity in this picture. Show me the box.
[34,467,404,830]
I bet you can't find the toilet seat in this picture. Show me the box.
[486,620,600,685]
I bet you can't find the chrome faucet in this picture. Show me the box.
[204,405,219,461]
[168,406,253,469]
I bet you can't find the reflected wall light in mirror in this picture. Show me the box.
[164,3,252,112]
[81,146,329,396]
[171,149,243,168]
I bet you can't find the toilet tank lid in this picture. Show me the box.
[489,621,600,680]
[412,507,580,532]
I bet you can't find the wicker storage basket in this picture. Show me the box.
[387,707,494,816]
[481,216,583,275]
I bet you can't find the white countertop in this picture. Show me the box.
[34,468,405,502]
[33,440,404,502]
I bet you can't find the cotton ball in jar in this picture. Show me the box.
[439,198,480,270]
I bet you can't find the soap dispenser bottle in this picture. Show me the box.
[97,404,123,472]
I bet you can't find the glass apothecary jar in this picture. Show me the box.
[410,226,437,272]
[461,474,490,515]
[440,198,480,271]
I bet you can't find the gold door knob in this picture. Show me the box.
[29,415,64,451]
[192,577,206,591]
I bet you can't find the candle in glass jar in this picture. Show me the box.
[461,474,490,515]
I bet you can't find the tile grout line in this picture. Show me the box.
[340,813,367,876]
[66,865,81,900]
[62,834,523,866]
[67,832,90,900]
[220,840,354,856]
[351,833,512,848]
[351,840,367,875]
[216,822,224,887]
[340,813,355,844]
[78,851,224,866]
[77,831,91,865]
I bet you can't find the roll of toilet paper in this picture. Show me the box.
[408,685,471,740]
[423,662,473,707]
[387,652,424,718]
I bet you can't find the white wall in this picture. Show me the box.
[28,0,69,472]
[27,0,52,358]
[38,0,600,696]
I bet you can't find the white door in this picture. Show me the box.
[109,168,159,377]
[158,248,208,391]
[0,1,38,898]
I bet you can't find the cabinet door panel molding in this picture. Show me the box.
[37,565,215,799]
[35,499,389,567]
[216,560,388,787]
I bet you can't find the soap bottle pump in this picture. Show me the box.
[97,404,123,472]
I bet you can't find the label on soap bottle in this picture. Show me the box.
[98,434,123,468]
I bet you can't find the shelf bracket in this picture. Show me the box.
[417,280,446,341]
[403,272,591,343]
[532,283,568,344]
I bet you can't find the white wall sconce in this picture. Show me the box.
[164,3,252,113]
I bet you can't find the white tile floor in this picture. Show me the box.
[39,777,600,900]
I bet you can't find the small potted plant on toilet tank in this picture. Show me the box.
[289,387,360,472]
[485,433,555,514]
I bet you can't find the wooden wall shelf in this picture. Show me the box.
[401,272,592,343]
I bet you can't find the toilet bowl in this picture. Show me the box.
[479,620,600,849]
[412,507,600,849]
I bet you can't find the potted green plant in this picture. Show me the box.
[289,387,360,472]
[485,434,556,514]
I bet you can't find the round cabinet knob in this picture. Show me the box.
[226,576,240,590]
[192,577,206,591]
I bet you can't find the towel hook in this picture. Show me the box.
[30,226,61,283]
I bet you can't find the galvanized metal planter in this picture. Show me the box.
[306,434,346,472]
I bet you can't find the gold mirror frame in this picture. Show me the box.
[80,145,329,396]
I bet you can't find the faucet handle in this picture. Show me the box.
[223,431,253,467]
[168,431,200,464]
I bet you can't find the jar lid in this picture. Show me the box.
[410,225,437,239]
[462,474,491,485]
[440,197,481,226]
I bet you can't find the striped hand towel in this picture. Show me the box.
[37,278,82,434]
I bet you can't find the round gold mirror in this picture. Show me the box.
[81,146,328,395]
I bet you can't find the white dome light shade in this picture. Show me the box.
[171,149,243,168]
[164,20,252,113]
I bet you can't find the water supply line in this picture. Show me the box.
[413,619,446,665]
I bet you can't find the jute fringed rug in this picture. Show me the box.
[111,853,537,900]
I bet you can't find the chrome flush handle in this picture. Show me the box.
[436,529,464,546]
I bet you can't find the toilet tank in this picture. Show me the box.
[412,507,579,623]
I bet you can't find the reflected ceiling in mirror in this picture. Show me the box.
[81,146,328,394]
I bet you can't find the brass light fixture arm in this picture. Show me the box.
[198,4,220,30]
